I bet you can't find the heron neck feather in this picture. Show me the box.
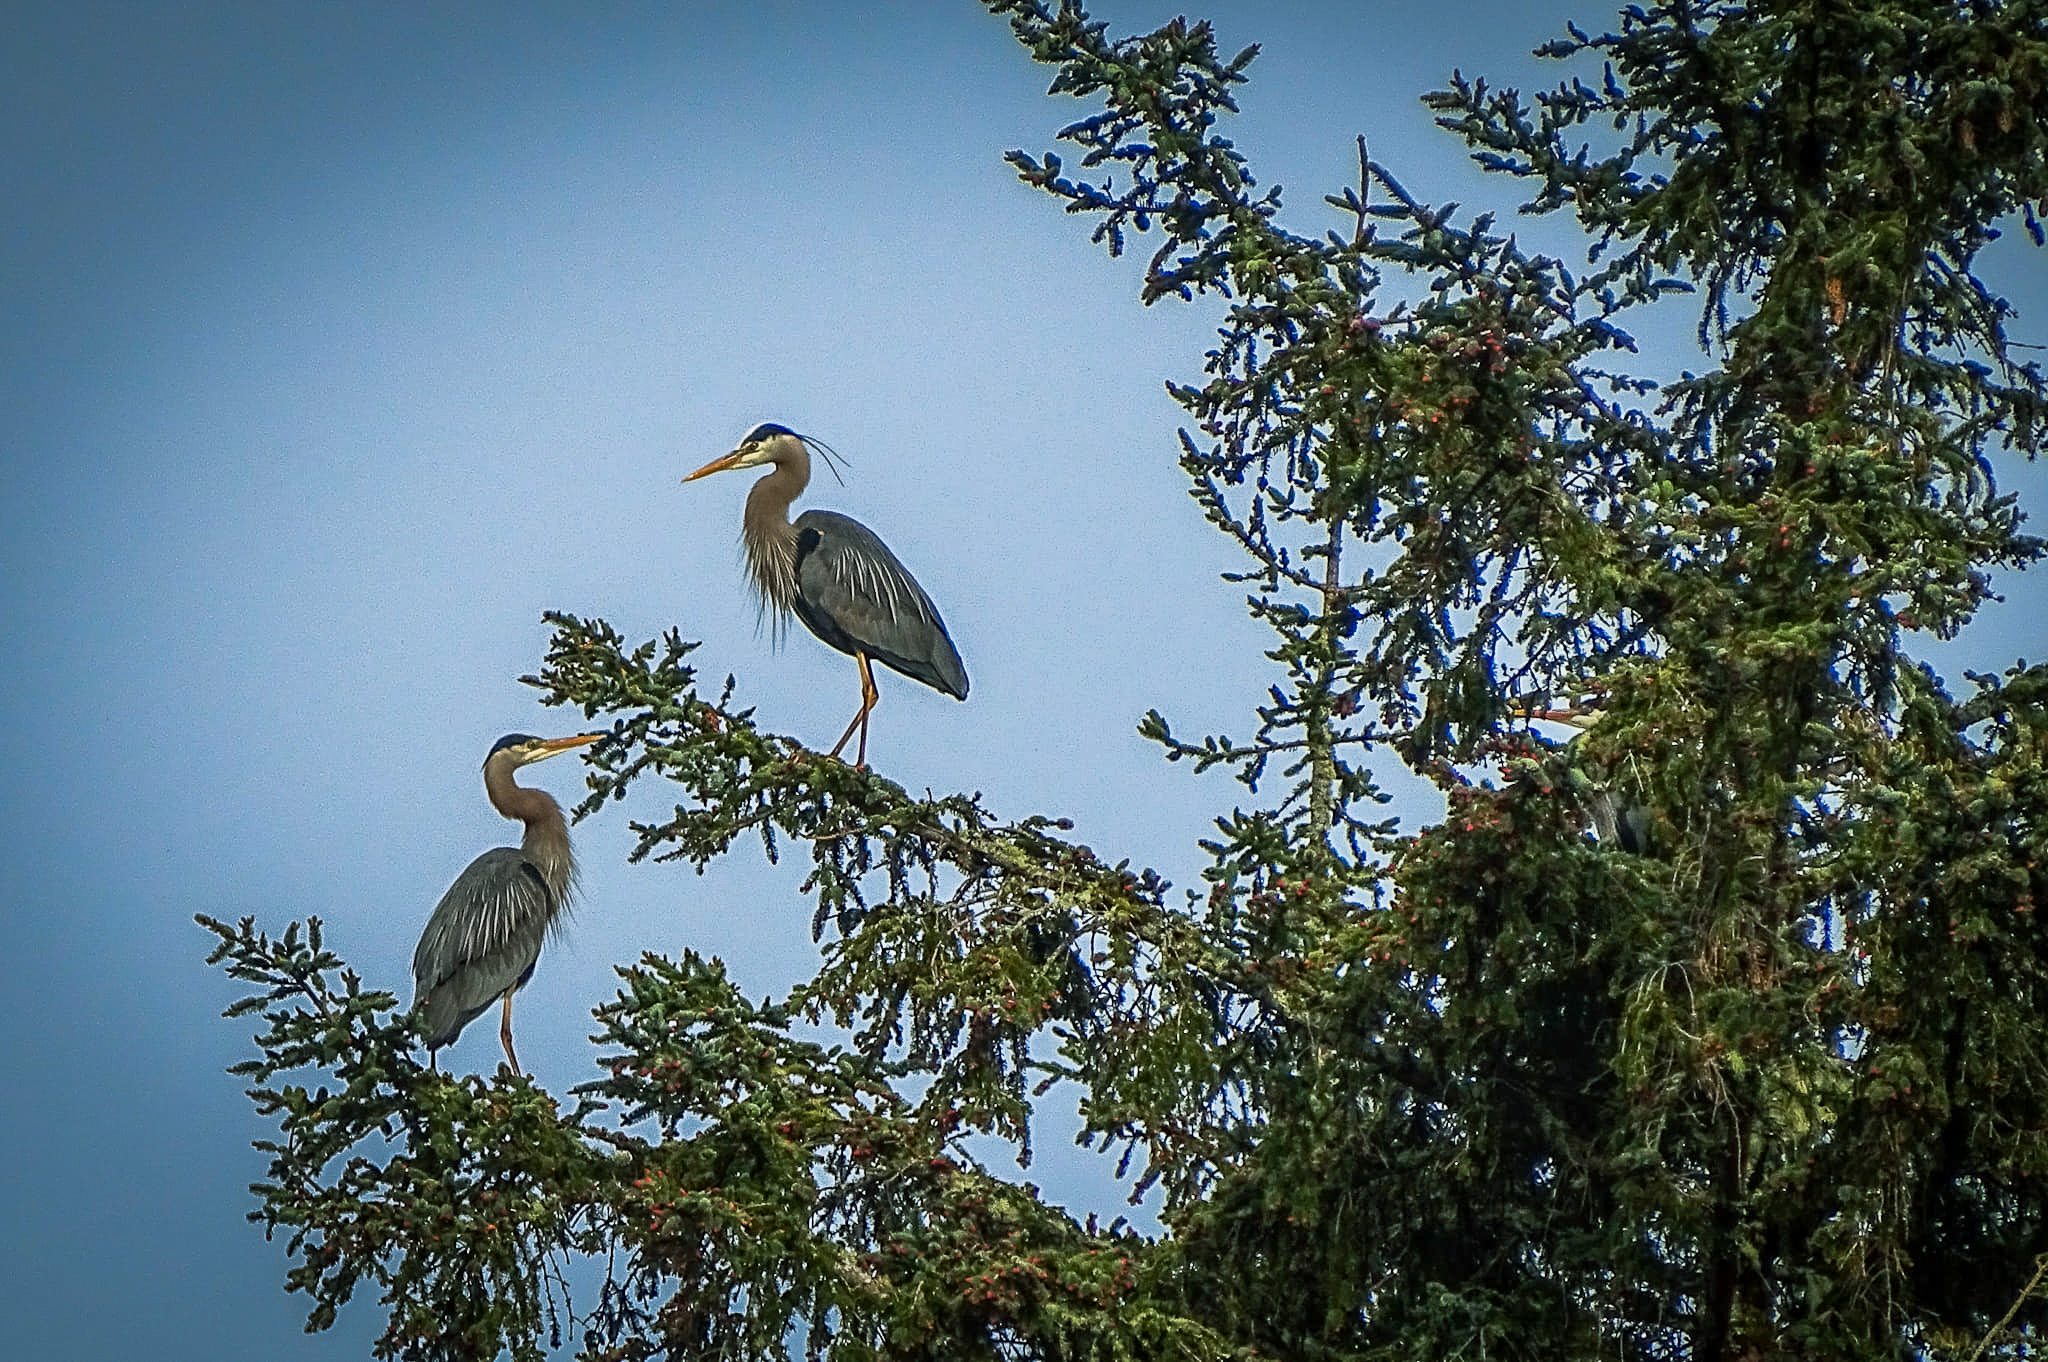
[484,758,579,905]
[741,450,807,619]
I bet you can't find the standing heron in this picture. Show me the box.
[684,422,968,766]
[412,731,602,1073]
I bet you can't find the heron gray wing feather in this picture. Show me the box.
[412,847,552,1049]
[793,509,969,698]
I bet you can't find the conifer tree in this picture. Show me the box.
[204,2,2048,1357]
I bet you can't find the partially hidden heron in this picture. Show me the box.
[1516,703,1651,854]
[685,422,968,766]
[412,732,602,1073]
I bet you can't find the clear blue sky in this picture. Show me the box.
[3,3,2043,1357]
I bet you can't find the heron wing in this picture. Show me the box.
[411,847,552,1049]
[791,509,969,698]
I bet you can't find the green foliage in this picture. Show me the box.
[205,1,2048,1358]
[201,909,1222,1361]
[200,915,595,1358]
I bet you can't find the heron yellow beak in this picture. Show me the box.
[1512,705,1601,730]
[683,449,749,482]
[534,733,605,757]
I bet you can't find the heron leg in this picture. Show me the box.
[499,990,522,1076]
[854,654,879,767]
[826,654,882,767]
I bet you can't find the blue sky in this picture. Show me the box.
[3,3,2043,1357]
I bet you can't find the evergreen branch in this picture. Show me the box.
[1965,1253,2048,1362]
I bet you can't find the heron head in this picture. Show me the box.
[485,732,605,769]
[684,423,846,485]
[1509,702,1607,732]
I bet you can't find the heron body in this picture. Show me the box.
[412,732,600,1072]
[686,423,967,765]
[1584,787,1651,854]
[1518,704,1652,854]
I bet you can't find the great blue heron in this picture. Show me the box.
[685,422,968,766]
[1516,703,1651,853]
[412,732,602,1073]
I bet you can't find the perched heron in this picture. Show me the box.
[1515,703,1651,854]
[412,732,602,1073]
[685,422,968,766]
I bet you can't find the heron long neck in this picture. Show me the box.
[485,758,578,904]
[741,445,809,620]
